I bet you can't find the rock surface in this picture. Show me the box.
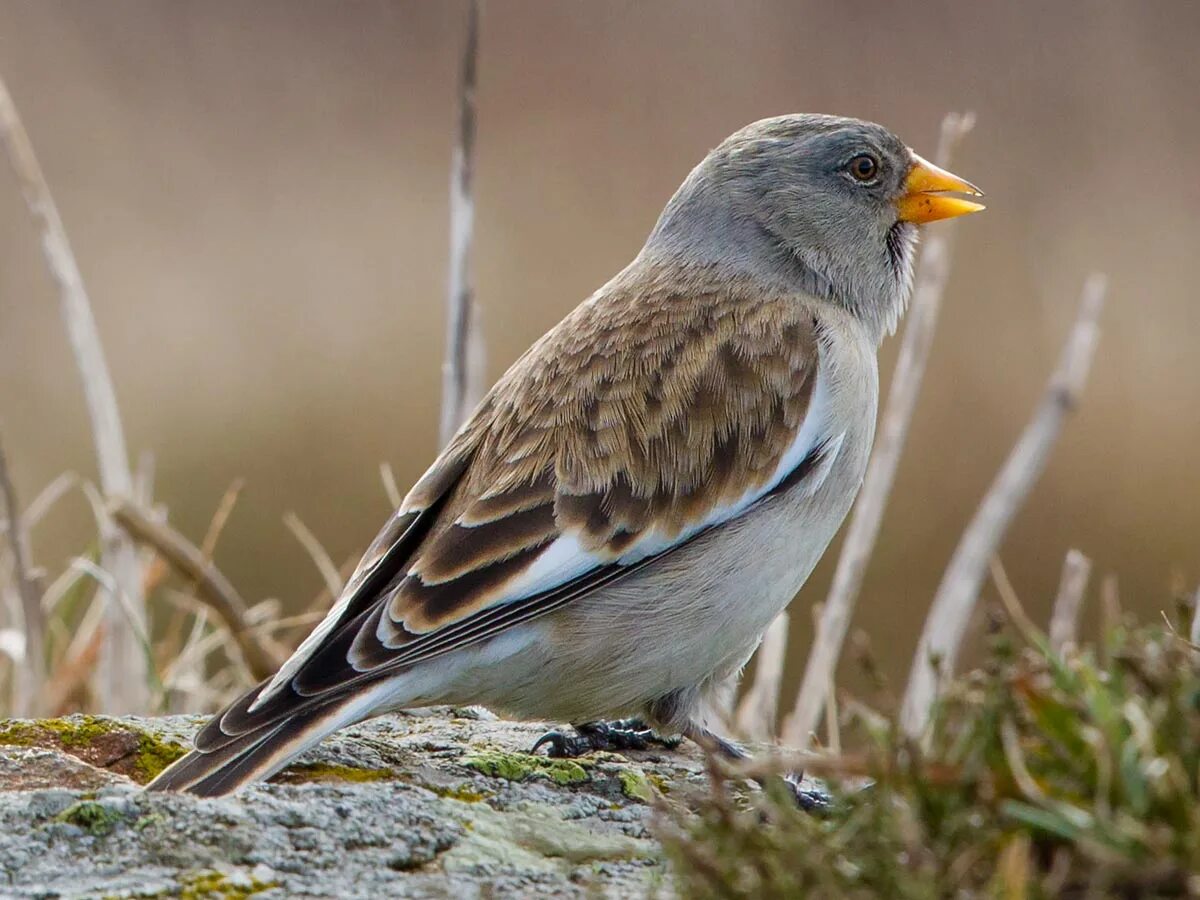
[0,708,715,898]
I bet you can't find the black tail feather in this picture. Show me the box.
[148,691,371,796]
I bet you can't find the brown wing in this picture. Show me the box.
[201,268,825,748]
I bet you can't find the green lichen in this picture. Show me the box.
[428,782,493,802]
[277,762,396,784]
[617,768,654,803]
[132,730,189,781]
[175,870,278,899]
[0,715,187,782]
[55,800,123,837]
[464,750,590,785]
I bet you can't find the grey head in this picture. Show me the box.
[643,114,983,342]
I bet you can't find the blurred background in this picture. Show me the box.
[0,1,1197,709]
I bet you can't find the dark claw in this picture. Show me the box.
[531,720,682,758]
[782,772,832,812]
[530,730,591,758]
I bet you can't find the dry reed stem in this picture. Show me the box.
[0,432,46,715]
[45,617,105,715]
[200,479,244,559]
[1049,549,1092,653]
[734,611,789,741]
[157,480,246,693]
[900,274,1107,738]
[109,497,284,680]
[439,0,482,445]
[283,512,344,600]
[785,112,977,747]
[1190,585,1200,646]
[0,75,147,711]
[379,462,403,509]
[14,471,76,532]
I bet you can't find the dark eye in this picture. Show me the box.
[848,154,878,182]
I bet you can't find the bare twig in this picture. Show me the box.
[785,112,977,747]
[379,462,403,510]
[900,275,1107,738]
[0,432,46,715]
[1190,585,1200,646]
[0,74,147,711]
[201,479,244,560]
[109,497,284,680]
[734,611,789,741]
[439,0,482,445]
[1049,549,1092,653]
[305,554,359,619]
[16,471,77,532]
[283,511,344,600]
[45,614,105,715]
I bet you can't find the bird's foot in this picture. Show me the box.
[781,771,833,812]
[532,718,682,758]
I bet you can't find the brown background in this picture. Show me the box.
[1,1,1197,701]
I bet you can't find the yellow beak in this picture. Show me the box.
[894,152,985,224]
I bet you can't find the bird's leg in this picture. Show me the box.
[684,722,831,812]
[532,718,682,758]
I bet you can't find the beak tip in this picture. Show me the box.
[898,154,986,223]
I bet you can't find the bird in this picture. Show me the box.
[148,113,983,797]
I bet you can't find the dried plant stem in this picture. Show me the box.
[0,433,46,715]
[900,274,1107,738]
[439,0,482,445]
[1049,549,1092,653]
[0,75,147,711]
[109,498,284,681]
[1190,585,1200,646]
[45,611,105,715]
[734,611,789,741]
[379,463,403,509]
[784,112,976,747]
[283,512,344,599]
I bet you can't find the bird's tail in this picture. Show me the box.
[146,677,392,797]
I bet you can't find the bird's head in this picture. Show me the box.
[646,114,984,340]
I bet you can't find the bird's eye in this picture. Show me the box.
[848,154,879,182]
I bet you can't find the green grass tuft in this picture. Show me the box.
[55,800,123,837]
[659,612,1200,898]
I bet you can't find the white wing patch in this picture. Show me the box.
[491,360,842,594]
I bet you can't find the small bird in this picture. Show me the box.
[149,113,982,796]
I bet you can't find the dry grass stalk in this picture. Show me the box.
[785,112,977,748]
[0,75,147,711]
[0,432,46,715]
[45,617,105,715]
[734,611,789,741]
[109,497,284,680]
[900,274,1107,738]
[200,478,244,559]
[154,479,246,704]
[438,0,482,445]
[1191,585,1200,646]
[283,512,344,600]
[1048,549,1092,653]
[379,462,403,509]
[989,556,1042,648]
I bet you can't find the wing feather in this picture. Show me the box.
[243,269,832,725]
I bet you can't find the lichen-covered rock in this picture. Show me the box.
[0,709,718,898]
